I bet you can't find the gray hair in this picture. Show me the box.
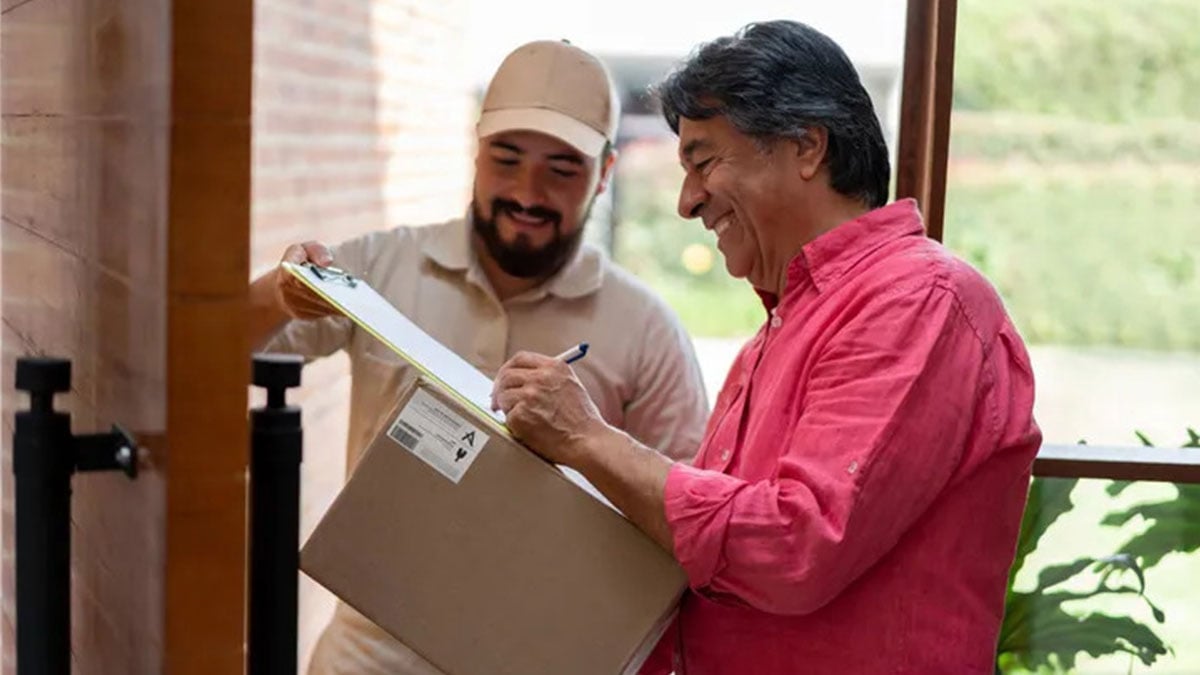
[655,20,890,208]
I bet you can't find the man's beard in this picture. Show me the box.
[471,198,591,279]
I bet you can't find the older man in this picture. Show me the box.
[492,21,1041,674]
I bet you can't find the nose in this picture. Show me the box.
[510,165,546,209]
[677,170,707,220]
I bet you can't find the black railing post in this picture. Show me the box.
[13,358,73,675]
[248,353,304,675]
[12,357,138,675]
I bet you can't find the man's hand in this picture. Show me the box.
[248,240,339,352]
[491,351,608,468]
[493,350,677,552]
[274,241,337,320]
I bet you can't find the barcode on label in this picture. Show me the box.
[389,419,424,450]
[389,388,486,484]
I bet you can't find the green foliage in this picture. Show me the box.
[997,479,1170,674]
[1104,430,1200,569]
[998,429,1199,673]
[998,611,1168,674]
[956,0,1200,122]
[942,178,1200,351]
[950,113,1200,164]
[1105,496,1200,570]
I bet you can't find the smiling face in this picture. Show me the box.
[675,115,812,291]
[471,130,612,279]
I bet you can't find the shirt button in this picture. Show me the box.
[720,448,731,462]
[847,460,859,474]
[770,313,782,329]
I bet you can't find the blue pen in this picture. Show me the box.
[555,342,589,364]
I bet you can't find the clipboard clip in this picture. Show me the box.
[305,262,358,288]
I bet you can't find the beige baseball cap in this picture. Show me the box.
[477,40,620,157]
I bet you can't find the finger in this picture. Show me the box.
[504,403,534,440]
[494,386,523,413]
[492,369,530,395]
[280,274,324,297]
[289,300,336,320]
[495,386,537,416]
[509,350,550,368]
[280,241,333,266]
[494,354,549,392]
[279,279,324,305]
[505,350,558,370]
[281,286,336,317]
[301,241,334,266]
[286,296,336,318]
[281,243,310,265]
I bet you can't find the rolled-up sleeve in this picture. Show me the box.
[664,282,992,615]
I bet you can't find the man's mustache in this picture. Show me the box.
[493,199,562,226]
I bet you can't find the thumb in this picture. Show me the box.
[302,241,334,266]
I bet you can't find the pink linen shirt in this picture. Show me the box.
[657,199,1041,674]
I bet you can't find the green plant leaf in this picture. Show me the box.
[998,603,1169,672]
[1091,553,1145,595]
[1147,598,1167,624]
[1033,557,1095,592]
[1010,478,1079,588]
[1113,518,1200,569]
[1106,489,1200,568]
[1106,479,1134,497]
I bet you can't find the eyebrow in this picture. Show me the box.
[681,138,713,164]
[490,140,584,166]
[490,140,523,154]
[547,152,584,166]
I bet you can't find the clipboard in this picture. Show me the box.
[282,261,509,434]
[282,260,621,512]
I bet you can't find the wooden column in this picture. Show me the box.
[164,0,253,672]
[895,0,958,242]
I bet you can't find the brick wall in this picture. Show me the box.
[251,0,475,666]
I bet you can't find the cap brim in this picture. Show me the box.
[477,108,608,157]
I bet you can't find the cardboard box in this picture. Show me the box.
[300,378,687,675]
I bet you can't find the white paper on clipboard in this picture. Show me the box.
[281,261,506,428]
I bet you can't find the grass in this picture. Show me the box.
[943,170,1200,352]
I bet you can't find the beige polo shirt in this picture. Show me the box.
[265,216,709,675]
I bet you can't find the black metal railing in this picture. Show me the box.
[247,353,304,675]
[12,357,138,675]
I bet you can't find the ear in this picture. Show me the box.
[792,127,828,181]
[593,147,619,196]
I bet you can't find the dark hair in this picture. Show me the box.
[656,20,890,208]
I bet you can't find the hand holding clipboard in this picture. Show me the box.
[273,242,339,320]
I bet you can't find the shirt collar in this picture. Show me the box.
[420,216,605,301]
[756,199,926,309]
